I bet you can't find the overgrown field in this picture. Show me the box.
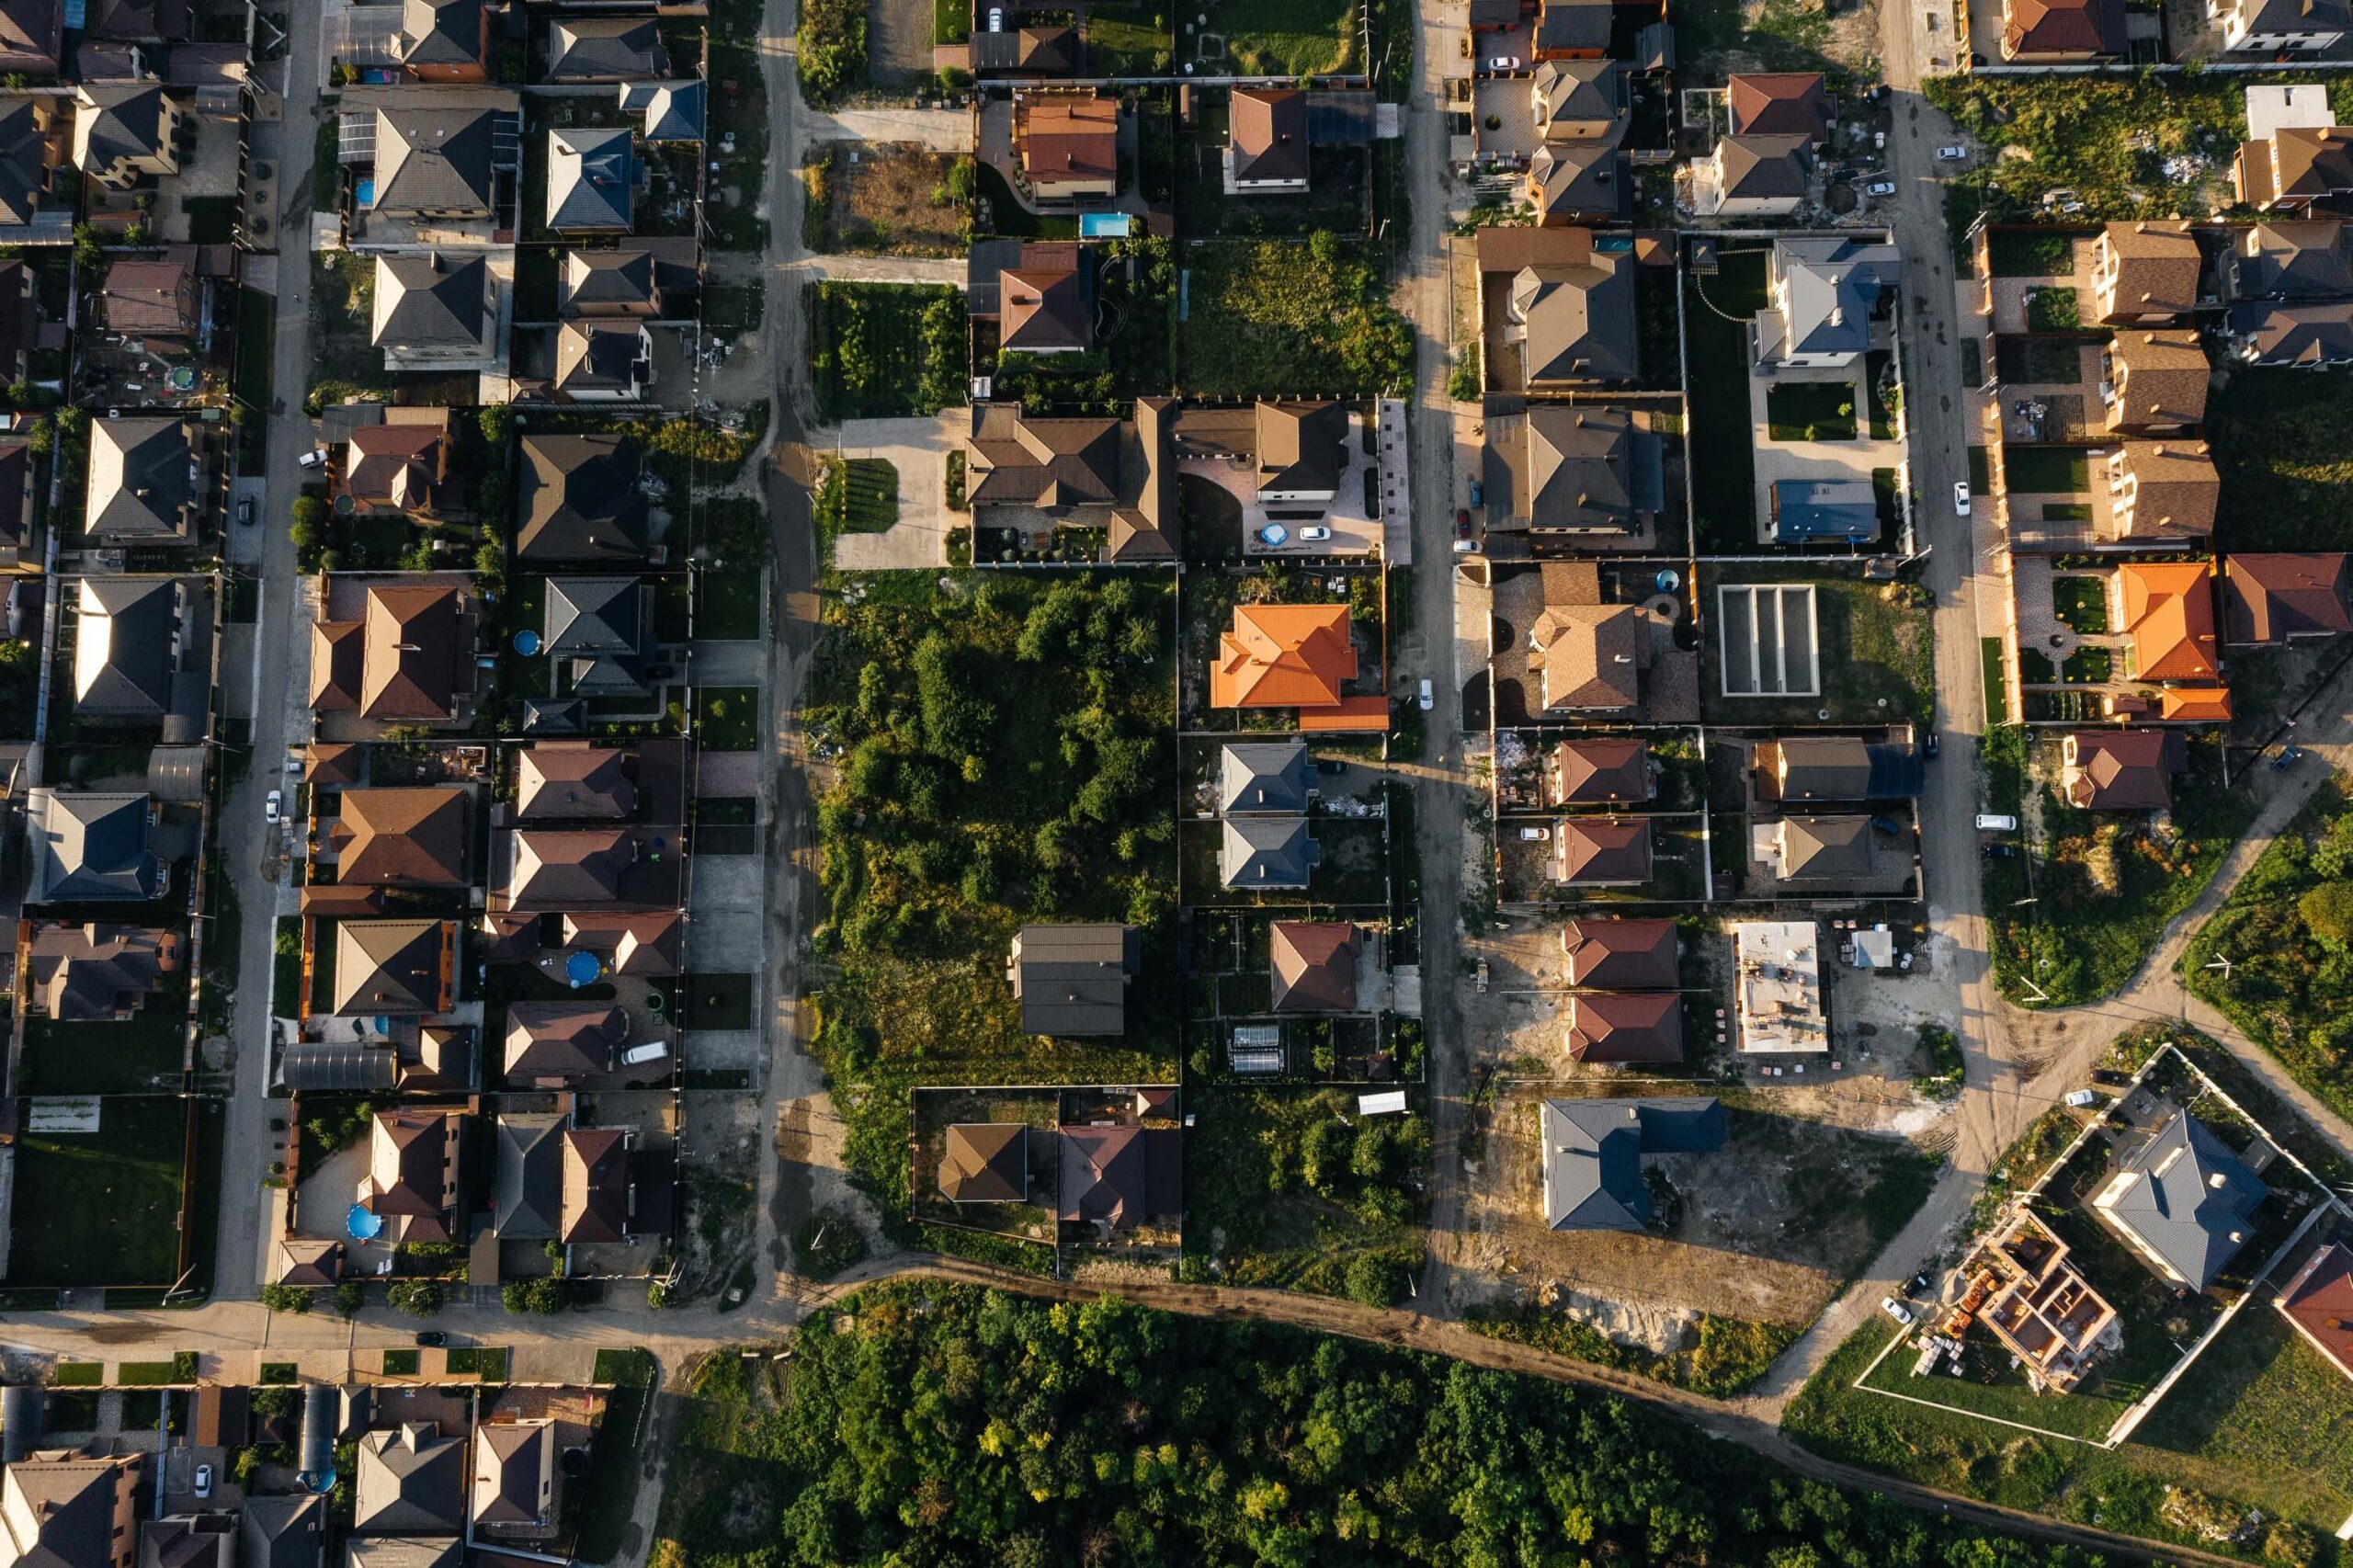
[808,282,964,423]
[1177,235,1411,398]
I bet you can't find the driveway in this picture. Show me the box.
[832,413,961,571]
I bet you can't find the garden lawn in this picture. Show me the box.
[1683,247,1768,551]
[1764,380,1856,442]
[6,1097,188,1286]
[1986,227,2076,278]
[2002,446,2088,494]
[17,983,188,1096]
[2050,574,2109,632]
[821,458,899,534]
[1088,2,1170,72]
[1176,238,1410,398]
[1210,0,1356,76]
[694,687,761,752]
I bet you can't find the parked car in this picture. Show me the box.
[622,1040,670,1066]
[1452,537,1478,554]
[1299,525,1332,542]
[236,495,255,526]
[1316,758,1348,776]
[1974,812,2018,832]
[264,790,281,824]
[2091,1067,2131,1086]
[1881,1297,1916,1327]
[986,6,1004,27]
[1910,1270,1933,1294]
[1485,54,1520,68]
[299,448,326,469]
[2063,1088,2101,1108]
[1952,481,1972,517]
[283,755,304,775]
[1863,179,1896,197]
[1983,842,2019,860]
[1936,144,1969,161]
[1468,480,1483,508]
[1416,678,1434,711]
[415,1331,447,1347]
[1922,730,1939,759]
[192,1465,211,1500]
[2272,744,2302,771]
[1455,507,1472,539]
[1518,825,1551,841]
[1870,815,1904,836]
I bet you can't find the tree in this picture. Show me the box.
[332,1279,364,1319]
[387,1279,444,1317]
[259,1284,314,1314]
[503,1277,567,1315]
[2301,879,2353,947]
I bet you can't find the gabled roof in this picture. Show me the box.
[73,83,171,171]
[2275,1241,2353,1380]
[2120,559,2220,682]
[620,79,704,142]
[400,0,483,69]
[1566,992,1680,1063]
[100,255,195,338]
[344,1540,460,1568]
[2101,1109,2266,1289]
[0,1457,135,1568]
[27,922,174,1020]
[2236,220,2353,298]
[142,1515,232,1568]
[333,918,449,1015]
[239,1494,325,1568]
[517,744,637,820]
[1108,395,1176,562]
[547,16,665,80]
[1561,916,1677,987]
[1220,815,1319,888]
[2098,222,2202,317]
[74,575,176,717]
[1218,740,1311,814]
[1716,133,1812,199]
[1532,60,1623,134]
[1531,0,1611,51]
[2224,551,2350,643]
[1554,815,1651,883]
[939,1123,1029,1202]
[371,253,487,351]
[1057,1125,1177,1231]
[507,828,631,906]
[1210,603,1356,709]
[369,107,494,214]
[1006,923,1134,1036]
[471,1422,552,1528]
[2226,300,2353,365]
[345,419,447,512]
[2065,728,2182,809]
[1530,141,1630,222]
[338,584,470,720]
[1255,402,1347,494]
[563,910,681,977]
[2110,440,2219,540]
[1530,601,1644,710]
[86,415,193,540]
[562,1128,630,1243]
[517,433,649,562]
[354,1424,465,1534]
[1553,736,1649,803]
[334,788,468,886]
[2003,0,2126,53]
[494,1111,564,1238]
[27,789,159,903]
[964,403,1122,508]
[505,1002,624,1083]
[1506,252,1636,384]
[1540,1097,1725,1230]
[0,97,54,226]
[1775,813,1875,880]
[1269,920,1359,1012]
[1231,87,1308,183]
[1726,73,1828,138]
[2109,330,2210,426]
[546,125,637,232]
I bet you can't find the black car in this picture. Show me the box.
[1316,758,1349,776]
[415,1331,448,1347]
[1922,730,1939,759]
[2091,1067,2131,1087]
[1983,842,2019,860]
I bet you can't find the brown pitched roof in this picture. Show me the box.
[1530,602,1645,710]
[333,918,452,1016]
[561,1127,629,1243]
[332,788,467,886]
[2065,729,2181,809]
[1554,816,1652,882]
[561,910,682,976]
[2002,0,2125,54]
[364,1108,459,1219]
[504,1001,624,1083]
[305,741,362,784]
[1058,1125,1177,1232]
[939,1123,1029,1203]
[506,828,631,907]
[1725,73,1827,139]
[2099,222,2201,318]
[1561,916,1677,987]
[999,254,1087,353]
[274,1236,344,1285]
[2275,1241,2353,1381]
[1019,93,1118,187]
[332,584,471,720]
[1269,920,1360,1012]
[26,921,176,1020]
[100,254,194,338]
[1565,991,1681,1063]
[344,419,447,512]
[1552,737,1650,803]
[516,743,636,820]
[2111,440,2219,540]
[2224,551,2351,643]
[1231,87,1308,183]
[2109,331,2209,427]
[965,403,1122,508]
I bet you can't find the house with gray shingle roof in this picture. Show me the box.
[545,126,638,233]
[2092,1108,2268,1289]
[86,416,198,542]
[1220,815,1319,888]
[1540,1097,1724,1231]
[26,790,161,903]
[370,253,494,365]
[544,576,650,695]
[74,576,178,718]
[1218,740,1311,815]
[367,106,494,217]
[546,17,667,81]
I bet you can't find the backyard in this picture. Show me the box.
[306,252,389,410]
[1206,0,1357,77]
[807,281,965,423]
[17,978,189,1095]
[1764,381,1855,443]
[985,239,1176,413]
[2003,446,2089,494]
[1176,236,1410,399]
[1683,244,1768,552]
[2206,367,2353,551]
[1699,566,1936,727]
[804,145,972,257]
[6,1097,190,1286]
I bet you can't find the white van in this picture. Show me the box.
[1974,813,2018,832]
[620,1041,669,1067]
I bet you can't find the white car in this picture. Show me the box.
[1299,526,1332,542]
[1863,179,1895,197]
[1452,537,1478,554]
[986,6,1003,27]
[264,790,281,824]
[1974,812,2018,833]
[1485,54,1519,68]
[1952,481,1972,517]
[1881,1297,1916,1327]
[298,448,326,469]
[1518,825,1551,842]
[1935,144,1968,161]
[2063,1088,2100,1108]
[193,1464,211,1500]
[1416,678,1434,711]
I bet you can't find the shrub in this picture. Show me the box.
[387,1279,444,1317]
[258,1284,314,1314]
[1343,1252,1411,1309]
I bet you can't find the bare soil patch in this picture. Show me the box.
[807,143,970,257]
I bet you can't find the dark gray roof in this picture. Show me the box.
[620,80,704,142]
[547,16,665,80]
[1530,142,1631,222]
[354,1425,465,1534]
[399,0,481,67]
[546,126,637,232]
[1776,813,1875,880]
[558,249,656,315]
[28,790,159,903]
[1220,815,1319,888]
[1773,236,1901,357]
[2104,1109,2266,1289]
[239,1495,324,1568]
[141,1517,234,1568]
[555,321,649,393]
[517,433,649,561]
[1507,255,1637,385]
[1770,735,1923,800]
[373,253,487,349]
[546,576,646,696]
[1218,740,1311,814]
[369,107,494,215]
[74,575,176,717]
[1518,405,1643,531]
[87,415,193,540]
[2236,0,2353,31]
[2228,301,2353,365]
[494,1111,564,1239]
[1540,1097,1726,1231]
[1006,923,1135,1036]
[0,96,51,225]
[1719,133,1813,199]
[74,84,171,170]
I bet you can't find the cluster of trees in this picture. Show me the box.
[1188,233,1414,399]
[811,284,962,422]
[679,1284,2122,1568]
[795,0,867,108]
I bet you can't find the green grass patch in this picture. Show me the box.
[6,1097,188,1286]
[115,1356,192,1386]
[2024,285,2080,332]
[51,1361,102,1386]
[2002,446,2089,494]
[934,0,968,42]
[257,1362,298,1384]
[18,980,189,1095]
[1700,567,1936,726]
[808,281,964,424]
[1981,637,2009,724]
[1986,228,2076,278]
[693,687,760,752]
[381,1348,419,1376]
[1176,238,1409,399]
[818,457,899,535]
[445,1346,509,1381]
[1764,380,1857,442]
[1210,0,1355,75]
[312,118,341,213]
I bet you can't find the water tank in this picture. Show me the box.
[1,1385,40,1464]
[296,1385,335,1491]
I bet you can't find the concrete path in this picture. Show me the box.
[830,413,961,571]
[800,106,973,150]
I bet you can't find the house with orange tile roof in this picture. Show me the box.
[2118,560,2220,686]
[1209,602,1387,729]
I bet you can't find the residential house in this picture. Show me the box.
[994,242,1090,354]
[1754,236,1900,369]
[2223,301,2353,367]
[1539,1097,1725,1230]
[1549,736,1653,805]
[140,1519,233,1568]
[25,790,160,903]
[939,1124,1029,1203]
[0,1454,144,1568]
[371,253,495,366]
[72,84,180,188]
[2274,1242,2353,1381]
[1695,133,1812,219]
[470,1423,554,1537]
[0,432,27,561]
[0,97,64,231]
[1752,734,1923,801]
[394,0,488,81]
[2098,440,2218,544]
[327,788,469,888]
[353,1423,465,1533]
[2000,0,2126,59]
[517,433,650,562]
[2223,551,2351,643]
[1564,992,1680,1063]
[2119,559,2222,687]
[1483,228,1638,389]
[2092,1108,2267,1289]
[1058,1124,1179,1235]
[500,829,635,909]
[0,0,62,76]
[1268,920,1359,1012]
[1533,60,1625,141]
[239,1496,324,1568]
[340,413,451,517]
[559,249,665,317]
[544,575,651,695]
[367,106,496,219]
[1255,401,1349,506]
[271,1238,345,1288]
[1221,815,1320,888]
[100,252,196,347]
[345,1540,460,1568]
[963,403,1121,516]
[2226,219,2353,300]
[1766,477,1877,543]
[1559,915,1677,987]
[310,584,478,722]
[494,1112,564,1238]
[1109,395,1176,562]
[2061,728,2185,809]
[1209,602,1363,720]
[1016,93,1119,199]
[331,918,455,1016]
[563,1126,631,1243]
[2234,124,2353,211]
[516,743,638,820]
[618,80,704,143]
[1969,1210,2122,1393]
[1725,73,1830,141]
[1766,813,1876,881]
[2211,0,2350,51]
[1528,602,1647,712]
[1550,815,1652,884]
[1227,87,1308,193]
[85,416,198,543]
[972,23,1077,75]
[2092,222,2200,324]
[553,320,654,401]
[1484,404,1661,543]
[1219,739,1311,814]
[73,575,178,718]
[506,1002,626,1085]
[1526,61,1629,223]
[1530,0,1611,57]
[546,126,638,233]
[85,0,188,41]
[2102,330,2210,433]
[545,16,666,80]
[560,911,681,977]
[356,1110,466,1244]
[24,922,176,1021]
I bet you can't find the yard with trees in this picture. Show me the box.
[807,282,965,423]
[652,1281,2131,1568]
